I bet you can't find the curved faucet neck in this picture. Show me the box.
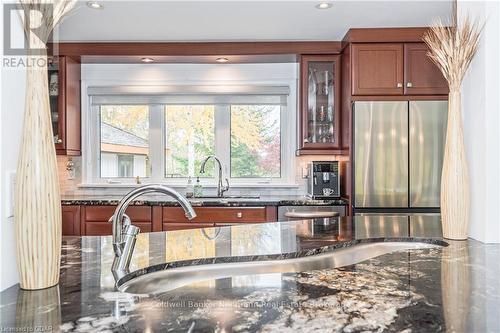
[112,185,196,254]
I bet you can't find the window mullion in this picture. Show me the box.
[215,104,231,180]
[149,104,164,182]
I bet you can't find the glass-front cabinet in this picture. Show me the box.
[299,55,341,154]
[47,55,81,156]
[48,57,62,147]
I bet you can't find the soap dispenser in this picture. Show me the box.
[186,177,194,198]
[194,177,203,198]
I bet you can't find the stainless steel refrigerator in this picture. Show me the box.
[352,101,447,214]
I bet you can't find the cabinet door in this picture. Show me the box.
[48,56,81,156]
[83,205,152,236]
[162,207,269,223]
[299,55,341,151]
[404,43,449,95]
[351,43,404,95]
[62,205,80,236]
[162,223,214,231]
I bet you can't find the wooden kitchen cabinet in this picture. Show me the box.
[48,56,81,156]
[162,206,277,231]
[163,222,215,232]
[81,205,153,236]
[404,43,448,95]
[62,205,81,236]
[351,43,404,95]
[298,55,343,154]
[351,43,447,96]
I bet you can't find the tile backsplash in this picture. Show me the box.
[56,155,348,197]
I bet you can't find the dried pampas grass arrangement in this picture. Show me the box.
[15,0,76,290]
[423,1,483,240]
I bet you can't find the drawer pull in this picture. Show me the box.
[236,212,243,218]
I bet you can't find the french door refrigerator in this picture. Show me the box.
[353,101,447,214]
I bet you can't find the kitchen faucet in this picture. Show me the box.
[199,155,229,197]
[109,184,196,280]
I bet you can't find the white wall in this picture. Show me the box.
[0,11,25,290]
[459,0,500,243]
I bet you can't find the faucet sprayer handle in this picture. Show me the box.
[108,213,131,243]
[108,213,131,227]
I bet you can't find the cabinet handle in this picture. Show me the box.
[236,212,243,218]
[406,82,413,88]
[397,83,403,88]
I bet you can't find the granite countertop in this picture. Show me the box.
[61,194,349,207]
[1,215,499,332]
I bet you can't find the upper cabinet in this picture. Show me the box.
[351,42,448,96]
[403,43,448,95]
[351,43,404,95]
[48,56,81,155]
[298,55,343,154]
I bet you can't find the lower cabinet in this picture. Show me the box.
[81,205,153,236]
[69,204,279,236]
[62,205,81,236]
[162,206,277,231]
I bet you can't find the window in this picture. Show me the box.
[165,105,215,178]
[231,105,281,178]
[100,105,149,178]
[86,85,293,185]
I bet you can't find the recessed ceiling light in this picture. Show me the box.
[87,1,103,9]
[315,2,333,9]
[216,57,229,63]
[141,57,154,63]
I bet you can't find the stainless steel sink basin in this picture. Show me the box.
[117,242,440,295]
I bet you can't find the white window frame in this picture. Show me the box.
[82,85,296,188]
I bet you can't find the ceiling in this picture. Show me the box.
[56,0,453,42]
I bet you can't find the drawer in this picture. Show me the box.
[163,207,268,223]
[85,206,152,222]
[85,222,152,236]
[162,222,214,231]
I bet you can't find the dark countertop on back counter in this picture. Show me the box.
[60,194,349,207]
[1,215,499,332]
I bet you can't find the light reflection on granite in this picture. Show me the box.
[1,216,499,332]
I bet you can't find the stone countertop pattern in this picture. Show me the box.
[1,215,499,332]
[60,194,349,207]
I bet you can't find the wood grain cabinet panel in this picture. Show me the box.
[351,43,404,95]
[162,223,215,232]
[82,205,152,236]
[162,207,270,223]
[85,205,152,222]
[61,205,80,236]
[85,222,152,236]
[404,43,448,95]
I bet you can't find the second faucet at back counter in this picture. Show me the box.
[199,155,230,198]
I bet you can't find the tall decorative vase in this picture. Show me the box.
[15,1,76,290]
[440,91,470,240]
[15,48,62,290]
[423,7,482,240]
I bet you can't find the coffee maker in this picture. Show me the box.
[307,161,340,199]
